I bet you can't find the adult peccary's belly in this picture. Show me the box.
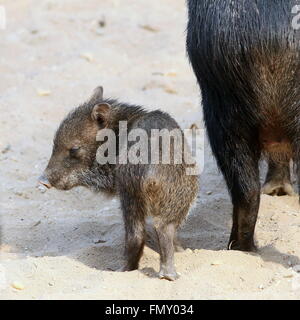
[187,0,300,156]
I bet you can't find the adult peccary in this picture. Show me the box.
[39,87,198,280]
[186,0,300,251]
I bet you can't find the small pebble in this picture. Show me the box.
[80,53,94,62]
[164,87,177,94]
[32,220,41,227]
[94,239,106,244]
[139,24,159,32]
[37,89,51,96]
[1,144,11,154]
[165,71,177,77]
[11,281,24,290]
[283,270,294,278]
[211,261,222,266]
[98,18,106,28]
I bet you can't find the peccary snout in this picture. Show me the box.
[38,174,52,189]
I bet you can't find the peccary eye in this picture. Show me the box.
[69,147,80,156]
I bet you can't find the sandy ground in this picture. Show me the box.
[1,0,300,300]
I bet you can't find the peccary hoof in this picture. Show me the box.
[228,240,257,252]
[262,182,295,196]
[158,271,179,281]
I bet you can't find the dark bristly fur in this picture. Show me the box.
[186,0,300,251]
[40,87,198,281]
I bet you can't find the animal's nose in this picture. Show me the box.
[38,174,52,189]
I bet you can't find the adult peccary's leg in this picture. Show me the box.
[205,113,261,252]
[223,147,260,251]
[262,159,295,196]
[226,155,260,252]
[229,187,260,252]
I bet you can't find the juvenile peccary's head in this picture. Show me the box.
[39,86,114,191]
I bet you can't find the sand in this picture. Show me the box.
[1,0,300,300]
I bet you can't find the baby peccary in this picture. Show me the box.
[39,87,198,281]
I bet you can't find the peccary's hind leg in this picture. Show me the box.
[206,120,261,252]
[225,154,261,252]
[228,189,260,252]
[119,191,146,271]
[262,159,295,196]
[154,222,179,281]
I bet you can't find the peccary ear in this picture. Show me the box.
[90,86,104,101]
[91,103,111,125]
